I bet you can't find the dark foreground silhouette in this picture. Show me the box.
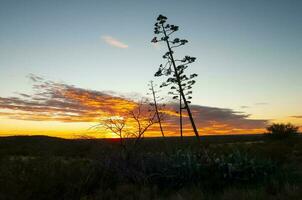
[0,134,302,199]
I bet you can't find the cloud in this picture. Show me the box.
[27,73,43,82]
[0,77,136,122]
[291,116,302,118]
[101,35,128,49]
[240,106,249,109]
[160,104,267,135]
[0,75,268,136]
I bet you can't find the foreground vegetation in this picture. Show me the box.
[0,134,302,200]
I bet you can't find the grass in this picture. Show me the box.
[0,134,301,199]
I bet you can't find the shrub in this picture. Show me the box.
[266,123,299,138]
[211,150,277,182]
[133,149,278,189]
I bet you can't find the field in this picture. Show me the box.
[0,134,302,200]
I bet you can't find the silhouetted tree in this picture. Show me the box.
[94,99,159,149]
[266,123,299,138]
[152,14,200,142]
[179,94,183,140]
[98,116,127,149]
[147,81,165,138]
[129,100,158,148]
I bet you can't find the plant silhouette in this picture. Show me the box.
[152,14,200,142]
[94,99,160,150]
[266,123,299,138]
[148,80,165,138]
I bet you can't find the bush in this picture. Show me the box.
[128,149,278,189]
[211,150,277,182]
[266,123,299,138]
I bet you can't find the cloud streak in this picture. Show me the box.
[102,35,128,49]
[0,75,268,136]
[291,116,302,119]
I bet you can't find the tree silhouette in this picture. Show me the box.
[179,94,183,140]
[129,99,159,147]
[266,123,299,138]
[147,81,165,138]
[98,116,127,149]
[94,99,159,149]
[152,14,200,142]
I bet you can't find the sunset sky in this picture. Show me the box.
[0,0,301,138]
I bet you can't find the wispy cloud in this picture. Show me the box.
[101,35,128,49]
[0,75,268,136]
[291,116,302,118]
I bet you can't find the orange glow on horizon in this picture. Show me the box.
[1,76,300,139]
[0,116,271,139]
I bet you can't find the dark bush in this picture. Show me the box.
[266,123,299,138]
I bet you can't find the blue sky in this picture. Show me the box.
[1,0,302,122]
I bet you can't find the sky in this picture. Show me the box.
[0,0,301,138]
